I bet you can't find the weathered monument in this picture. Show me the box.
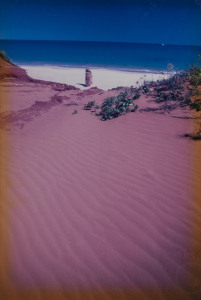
[85,69,92,87]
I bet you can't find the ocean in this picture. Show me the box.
[0,40,201,72]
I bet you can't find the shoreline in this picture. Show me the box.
[18,62,176,74]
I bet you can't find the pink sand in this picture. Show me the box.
[4,83,193,290]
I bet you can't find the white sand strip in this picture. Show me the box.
[20,65,171,90]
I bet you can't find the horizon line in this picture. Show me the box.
[0,39,201,48]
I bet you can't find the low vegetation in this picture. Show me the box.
[72,109,78,114]
[82,63,201,139]
[83,89,140,121]
[189,65,201,88]
[83,101,95,110]
[0,50,15,65]
[99,91,139,121]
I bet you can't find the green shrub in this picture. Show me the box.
[100,92,139,121]
[189,66,201,87]
[72,109,78,114]
[190,100,201,111]
[83,101,95,110]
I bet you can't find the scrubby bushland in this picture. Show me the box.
[83,64,201,127]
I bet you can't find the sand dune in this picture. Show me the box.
[1,63,201,300]
[8,104,192,287]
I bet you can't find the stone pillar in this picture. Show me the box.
[85,69,92,87]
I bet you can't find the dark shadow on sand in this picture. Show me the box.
[77,83,86,87]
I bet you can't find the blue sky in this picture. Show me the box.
[0,0,201,45]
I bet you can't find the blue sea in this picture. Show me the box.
[0,40,201,72]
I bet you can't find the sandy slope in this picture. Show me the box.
[1,63,201,300]
[8,103,192,288]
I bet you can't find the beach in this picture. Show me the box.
[21,65,170,90]
[0,59,201,300]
